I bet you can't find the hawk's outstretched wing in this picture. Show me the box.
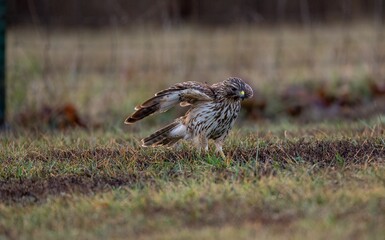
[124,81,215,124]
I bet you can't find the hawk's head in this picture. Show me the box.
[216,77,253,101]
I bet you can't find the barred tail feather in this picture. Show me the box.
[141,121,186,147]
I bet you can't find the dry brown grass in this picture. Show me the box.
[7,22,385,125]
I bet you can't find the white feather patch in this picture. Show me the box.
[169,124,187,138]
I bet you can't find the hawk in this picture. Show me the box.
[124,77,253,159]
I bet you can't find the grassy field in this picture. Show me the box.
[2,23,385,239]
[1,119,385,239]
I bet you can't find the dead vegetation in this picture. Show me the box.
[9,77,385,130]
[7,24,385,128]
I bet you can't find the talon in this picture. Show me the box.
[225,157,231,166]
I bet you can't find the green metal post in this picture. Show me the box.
[0,0,5,127]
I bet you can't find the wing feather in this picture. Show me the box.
[124,81,215,124]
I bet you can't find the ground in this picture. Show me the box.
[1,119,385,239]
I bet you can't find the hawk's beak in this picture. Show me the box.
[239,90,245,99]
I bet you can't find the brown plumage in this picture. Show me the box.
[124,77,253,158]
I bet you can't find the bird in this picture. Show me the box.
[124,77,253,159]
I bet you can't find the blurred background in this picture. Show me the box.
[5,0,385,130]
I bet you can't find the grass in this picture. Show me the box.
[7,22,385,124]
[1,119,385,239]
[2,170,384,239]
[3,22,385,239]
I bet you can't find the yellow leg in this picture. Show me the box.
[200,135,209,153]
[194,135,208,156]
[215,141,231,166]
